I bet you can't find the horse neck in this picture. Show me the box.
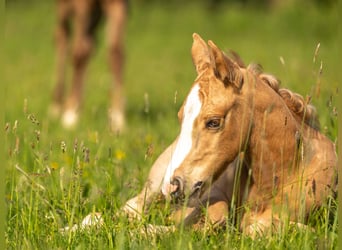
[240,79,337,196]
[246,81,301,175]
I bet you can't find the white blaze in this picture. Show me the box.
[161,84,202,195]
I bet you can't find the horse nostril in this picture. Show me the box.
[170,176,184,200]
[194,181,203,190]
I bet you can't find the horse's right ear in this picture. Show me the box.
[191,33,212,75]
[208,40,243,89]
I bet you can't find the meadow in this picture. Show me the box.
[4,1,338,249]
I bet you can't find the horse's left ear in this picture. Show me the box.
[208,40,243,89]
[191,33,213,75]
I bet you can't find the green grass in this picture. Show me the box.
[4,1,338,249]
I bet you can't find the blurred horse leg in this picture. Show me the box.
[103,0,127,132]
[52,0,127,131]
[51,0,72,118]
[62,0,101,128]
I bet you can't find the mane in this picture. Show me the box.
[246,63,320,130]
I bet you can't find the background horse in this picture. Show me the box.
[51,0,127,131]
[123,33,337,235]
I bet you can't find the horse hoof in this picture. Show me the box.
[109,109,125,133]
[62,109,78,129]
[60,212,103,233]
[122,198,143,219]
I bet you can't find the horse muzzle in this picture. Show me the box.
[170,177,204,204]
[170,177,185,202]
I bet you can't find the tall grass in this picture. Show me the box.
[5,1,338,249]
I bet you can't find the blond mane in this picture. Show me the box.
[246,63,320,130]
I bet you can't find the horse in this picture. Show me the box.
[63,33,337,236]
[123,33,337,236]
[50,0,127,132]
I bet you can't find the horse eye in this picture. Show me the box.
[206,118,222,130]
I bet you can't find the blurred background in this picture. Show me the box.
[4,0,339,195]
[4,1,339,247]
[4,0,338,138]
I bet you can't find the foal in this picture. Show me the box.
[123,34,337,235]
[65,34,337,237]
[51,0,127,131]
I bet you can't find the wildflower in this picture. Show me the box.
[145,144,154,160]
[61,141,67,153]
[51,162,59,170]
[115,149,126,160]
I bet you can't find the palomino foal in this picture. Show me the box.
[51,0,127,131]
[66,34,336,236]
[123,33,337,235]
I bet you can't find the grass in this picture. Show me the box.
[4,1,338,249]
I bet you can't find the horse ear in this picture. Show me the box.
[208,40,243,89]
[191,33,212,75]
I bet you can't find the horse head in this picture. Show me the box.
[161,33,256,205]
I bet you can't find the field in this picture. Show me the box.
[4,1,338,249]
